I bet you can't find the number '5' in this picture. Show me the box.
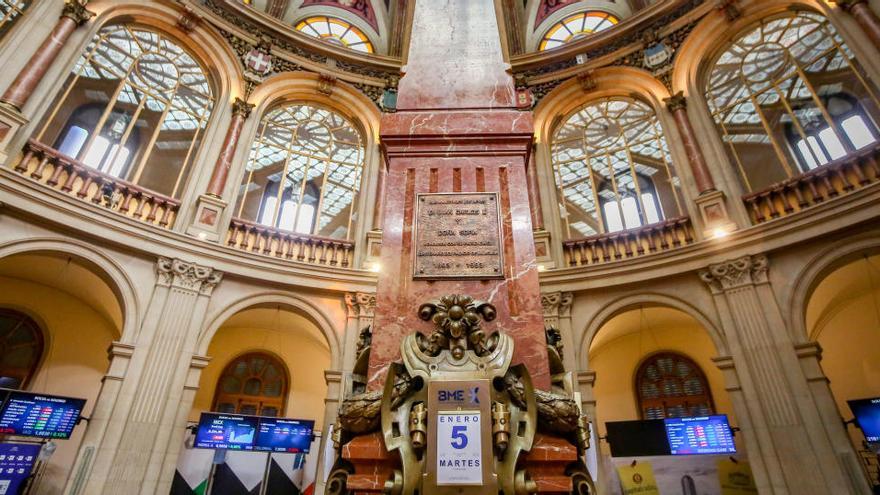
[450,425,468,449]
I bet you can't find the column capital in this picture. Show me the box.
[835,0,868,11]
[541,291,573,318]
[699,254,768,292]
[345,292,377,318]
[156,257,223,295]
[61,0,95,27]
[664,91,687,112]
[231,97,255,119]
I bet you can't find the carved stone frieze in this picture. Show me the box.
[156,257,223,295]
[699,254,769,292]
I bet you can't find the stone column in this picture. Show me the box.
[0,1,93,110]
[85,257,221,495]
[665,92,737,236]
[541,291,575,372]
[664,92,715,194]
[155,354,211,495]
[699,255,859,494]
[204,98,255,198]
[313,370,343,494]
[342,292,377,381]
[838,0,880,48]
[576,371,610,494]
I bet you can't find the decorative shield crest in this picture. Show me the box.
[244,47,273,77]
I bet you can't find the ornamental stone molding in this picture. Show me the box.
[61,0,95,26]
[156,257,223,295]
[345,292,377,318]
[698,254,769,293]
[231,97,255,118]
[541,291,573,318]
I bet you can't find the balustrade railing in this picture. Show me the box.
[226,218,354,268]
[743,144,880,224]
[12,140,180,228]
[562,216,695,267]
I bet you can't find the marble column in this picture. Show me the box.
[838,0,880,48]
[527,151,544,230]
[0,1,93,111]
[342,292,377,382]
[699,255,861,494]
[664,92,715,194]
[85,257,221,495]
[204,98,255,198]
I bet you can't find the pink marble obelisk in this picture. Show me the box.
[369,0,550,390]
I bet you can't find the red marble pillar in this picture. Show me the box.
[371,157,387,229]
[205,98,254,198]
[526,151,545,230]
[839,0,880,48]
[367,0,550,391]
[665,92,716,194]
[1,1,93,111]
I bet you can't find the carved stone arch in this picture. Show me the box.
[668,0,874,212]
[86,1,244,101]
[0,237,140,343]
[198,291,342,370]
[578,293,727,370]
[787,233,880,344]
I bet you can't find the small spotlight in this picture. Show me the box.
[197,232,208,240]
[368,262,381,273]
[537,264,547,272]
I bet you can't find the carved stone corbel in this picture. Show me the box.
[156,257,223,295]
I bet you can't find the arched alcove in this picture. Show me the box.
[0,250,124,495]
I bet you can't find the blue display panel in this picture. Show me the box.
[194,413,259,450]
[0,391,86,439]
[0,443,41,495]
[664,415,736,455]
[255,418,314,453]
[848,397,880,443]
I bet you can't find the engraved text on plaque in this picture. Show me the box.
[413,193,504,279]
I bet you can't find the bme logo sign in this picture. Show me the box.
[437,387,480,405]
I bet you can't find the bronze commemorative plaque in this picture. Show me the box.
[413,192,504,280]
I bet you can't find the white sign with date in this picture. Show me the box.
[436,412,483,485]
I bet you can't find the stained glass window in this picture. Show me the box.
[295,16,374,53]
[706,11,880,193]
[213,353,288,417]
[550,97,684,238]
[235,104,364,240]
[636,353,714,420]
[539,11,618,51]
[0,309,43,390]
[35,25,215,198]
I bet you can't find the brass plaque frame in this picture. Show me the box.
[412,192,504,280]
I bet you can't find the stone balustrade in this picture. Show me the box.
[561,216,695,267]
[13,140,180,228]
[226,218,354,268]
[743,143,880,224]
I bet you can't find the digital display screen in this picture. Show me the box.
[255,418,314,453]
[0,442,41,495]
[605,419,671,457]
[194,413,259,450]
[848,397,880,443]
[664,415,736,455]
[0,391,86,439]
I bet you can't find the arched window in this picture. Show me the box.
[0,309,43,390]
[551,97,685,238]
[34,25,215,198]
[539,11,618,51]
[0,1,32,39]
[213,353,289,417]
[234,104,365,240]
[705,11,880,193]
[636,352,714,420]
[295,16,374,53]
